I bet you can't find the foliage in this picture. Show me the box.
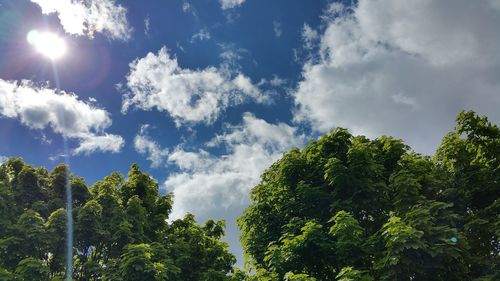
[239,111,499,280]
[0,161,239,280]
[0,110,497,280]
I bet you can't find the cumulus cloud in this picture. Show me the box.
[122,47,269,126]
[0,79,124,155]
[163,113,304,261]
[30,0,131,40]
[74,134,124,155]
[134,125,169,168]
[220,0,246,10]
[293,0,500,154]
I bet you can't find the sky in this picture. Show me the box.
[0,0,499,266]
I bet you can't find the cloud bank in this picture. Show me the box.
[0,79,124,154]
[294,0,500,154]
[31,0,131,40]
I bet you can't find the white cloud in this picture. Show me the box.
[0,79,124,155]
[293,0,500,155]
[181,1,197,18]
[302,23,319,49]
[144,17,150,37]
[220,0,246,10]
[182,2,192,12]
[0,155,7,164]
[270,75,286,87]
[134,124,169,168]
[191,28,211,42]
[273,21,282,37]
[74,134,124,155]
[164,113,304,263]
[257,75,287,88]
[122,47,269,126]
[30,0,131,40]
[218,43,249,69]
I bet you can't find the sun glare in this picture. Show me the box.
[27,30,67,60]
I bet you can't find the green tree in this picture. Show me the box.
[0,158,238,280]
[125,195,147,243]
[166,214,236,280]
[49,164,68,199]
[264,220,335,279]
[70,177,90,207]
[75,200,103,259]
[239,111,499,280]
[116,243,179,281]
[335,267,373,281]
[15,210,47,260]
[329,211,366,269]
[0,180,16,237]
[15,257,49,281]
[45,208,67,275]
[435,111,500,278]
[47,164,69,212]
[121,164,158,214]
[14,165,44,208]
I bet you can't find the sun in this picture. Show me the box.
[27,30,67,60]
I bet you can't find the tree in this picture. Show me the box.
[45,208,67,275]
[239,111,499,280]
[15,209,47,260]
[435,111,500,278]
[335,267,373,281]
[0,157,239,280]
[49,164,69,199]
[75,200,103,259]
[116,243,179,281]
[121,164,158,213]
[15,257,50,281]
[0,110,496,280]
[14,165,44,208]
[71,177,90,206]
[264,220,335,279]
[166,214,236,281]
[329,211,366,270]
[0,180,16,237]
[48,164,69,212]
[91,174,127,260]
[125,196,147,243]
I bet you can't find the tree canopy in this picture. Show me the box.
[0,161,241,280]
[238,111,499,280]
[0,110,498,280]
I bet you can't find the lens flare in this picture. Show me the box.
[27,30,67,60]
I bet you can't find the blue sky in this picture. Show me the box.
[1,0,499,266]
